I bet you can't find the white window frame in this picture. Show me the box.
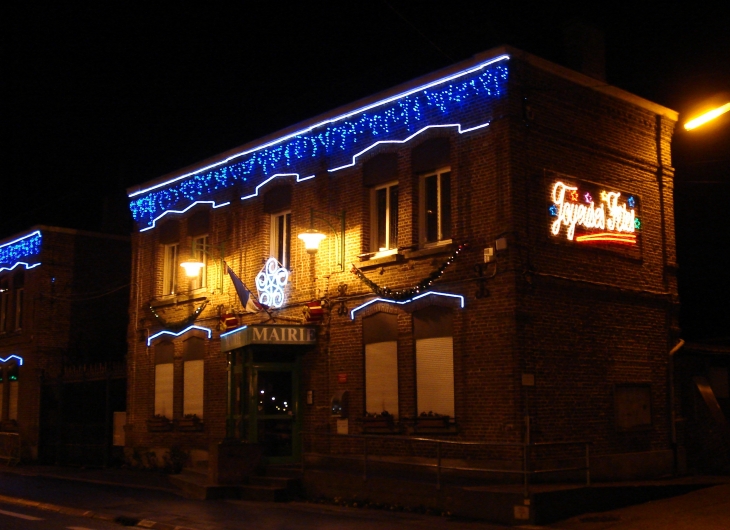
[190,235,208,291]
[270,211,291,269]
[370,181,399,254]
[419,167,452,246]
[162,243,179,296]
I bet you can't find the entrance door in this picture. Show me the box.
[252,367,300,464]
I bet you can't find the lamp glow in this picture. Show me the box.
[684,102,730,130]
[181,259,205,276]
[298,229,327,254]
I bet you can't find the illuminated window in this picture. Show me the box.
[183,337,204,418]
[371,183,399,253]
[419,168,451,245]
[414,306,454,418]
[162,243,178,296]
[363,312,399,418]
[189,236,208,291]
[271,212,291,269]
[154,342,174,418]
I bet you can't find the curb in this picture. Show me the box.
[0,494,197,530]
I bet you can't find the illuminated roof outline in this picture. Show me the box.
[0,230,42,270]
[128,54,510,230]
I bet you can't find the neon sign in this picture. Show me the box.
[255,258,289,309]
[549,180,640,245]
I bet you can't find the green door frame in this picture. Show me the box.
[238,350,302,465]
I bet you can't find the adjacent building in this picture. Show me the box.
[124,46,682,482]
[0,226,129,462]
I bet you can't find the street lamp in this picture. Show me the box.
[180,240,225,292]
[684,102,730,131]
[297,208,346,271]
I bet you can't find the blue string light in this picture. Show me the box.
[129,58,510,230]
[0,231,42,268]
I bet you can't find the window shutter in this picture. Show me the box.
[416,336,454,417]
[365,341,399,417]
[183,359,204,417]
[154,363,173,417]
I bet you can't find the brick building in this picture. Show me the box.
[125,46,681,482]
[0,226,129,461]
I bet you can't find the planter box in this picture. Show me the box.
[147,418,173,432]
[176,418,204,432]
[363,417,395,430]
[415,415,450,428]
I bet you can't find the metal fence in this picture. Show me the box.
[302,431,590,498]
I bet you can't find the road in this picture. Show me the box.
[0,473,507,529]
[0,501,122,530]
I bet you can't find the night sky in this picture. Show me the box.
[5,2,730,340]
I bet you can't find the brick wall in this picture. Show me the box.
[125,51,678,477]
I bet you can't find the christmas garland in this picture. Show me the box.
[351,244,466,301]
[148,300,208,331]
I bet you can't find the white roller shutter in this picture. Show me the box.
[365,341,398,417]
[183,359,204,417]
[416,336,454,417]
[154,363,173,417]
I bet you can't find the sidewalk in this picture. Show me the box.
[1,463,729,529]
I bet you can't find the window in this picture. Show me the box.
[7,363,18,421]
[183,337,205,418]
[271,211,291,269]
[419,168,451,245]
[162,243,178,296]
[371,183,399,253]
[190,236,208,290]
[363,313,399,417]
[0,362,20,421]
[414,306,454,418]
[0,277,8,333]
[614,384,652,432]
[14,288,24,331]
[154,342,174,418]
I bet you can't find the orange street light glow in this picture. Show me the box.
[684,102,730,130]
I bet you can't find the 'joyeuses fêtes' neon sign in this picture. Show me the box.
[549,181,640,244]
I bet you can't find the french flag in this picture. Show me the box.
[227,265,265,313]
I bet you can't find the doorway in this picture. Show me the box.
[236,350,301,465]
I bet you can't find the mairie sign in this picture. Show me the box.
[221,325,317,352]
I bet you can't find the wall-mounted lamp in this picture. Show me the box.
[297,208,346,271]
[181,240,225,292]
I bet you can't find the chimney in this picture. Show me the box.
[562,19,606,82]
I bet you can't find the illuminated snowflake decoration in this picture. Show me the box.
[255,258,289,309]
[628,196,636,208]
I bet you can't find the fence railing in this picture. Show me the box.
[302,431,590,498]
